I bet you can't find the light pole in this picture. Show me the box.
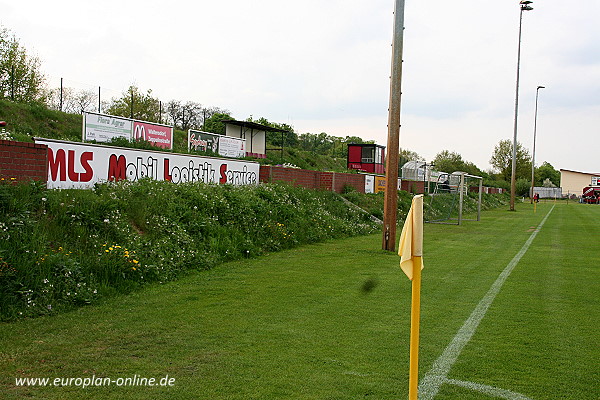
[530,85,545,203]
[510,0,533,211]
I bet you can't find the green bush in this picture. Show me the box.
[516,178,532,197]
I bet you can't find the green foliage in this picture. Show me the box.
[0,98,82,141]
[261,146,349,172]
[398,147,424,168]
[203,112,232,135]
[106,85,160,122]
[0,179,380,320]
[248,116,297,147]
[296,131,373,159]
[535,161,560,186]
[104,136,170,152]
[516,177,531,197]
[482,177,510,191]
[489,139,532,182]
[433,149,485,177]
[0,25,46,104]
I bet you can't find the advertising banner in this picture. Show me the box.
[365,175,375,194]
[133,121,173,149]
[187,130,246,158]
[83,112,132,142]
[35,138,260,189]
[188,130,219,153]
[84,112,173,149]
[218,136,245,158]
[592,176,600,186]
[374,176,386,193]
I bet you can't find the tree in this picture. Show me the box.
[164,101,229,130]
[398,148,424,167]
[204,112,233,135]
[489,139,531,182]
[298,132,333,154]
[48,87,98,114]
[535,161,560,187]
[72,89,98,114]
[0,26,46,104]
[248,116,297,147]
[433,150,484,176]
[106,85,160,122]
[180,101,203,131]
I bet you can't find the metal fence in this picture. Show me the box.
[533,187,562,198]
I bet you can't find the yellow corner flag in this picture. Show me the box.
[398,194,424,400]
[398,194,424,280]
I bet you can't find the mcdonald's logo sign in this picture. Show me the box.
[134,124,147,141]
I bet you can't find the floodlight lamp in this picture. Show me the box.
[521,5,533,11]
[520,1,532,4]
[537,86,545,89]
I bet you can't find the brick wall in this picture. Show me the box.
[0,140,47,183]
[259,165,366,193]
[400,179,425,193]
[326,171,366,193]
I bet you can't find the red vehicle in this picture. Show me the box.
[582,186,600,204]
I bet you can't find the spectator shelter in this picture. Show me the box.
[224,120,289,159]
[347,143,386,174]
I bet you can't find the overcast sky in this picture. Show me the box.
[2,0,599,174]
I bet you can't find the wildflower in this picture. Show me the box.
[41,197,47,202]
[132,260,139,264]
[132,267,136,271]
[103,219,110,223]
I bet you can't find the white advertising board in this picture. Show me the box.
[35,138,260,189]
[83,112,132,142]
[218,136,246,158]
[364,175,375,194]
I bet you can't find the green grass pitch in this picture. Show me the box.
[1,201,598,399]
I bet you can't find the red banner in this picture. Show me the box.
[133,121,173,149]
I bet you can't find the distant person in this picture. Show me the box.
[533,193,539,203]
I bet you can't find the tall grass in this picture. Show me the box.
[0,180,381,320]
[0,179,508,320]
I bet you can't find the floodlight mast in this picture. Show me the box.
[530,85,545,203]
[510,0,534,211]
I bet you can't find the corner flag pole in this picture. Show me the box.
[398,194,424,400]
[409,254,422,399]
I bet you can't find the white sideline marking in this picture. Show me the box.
[446,379,533,400]
[418,206,555,400]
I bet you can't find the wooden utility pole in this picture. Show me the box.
[382,0,405,251]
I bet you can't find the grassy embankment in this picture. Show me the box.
[0,99,349,170]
